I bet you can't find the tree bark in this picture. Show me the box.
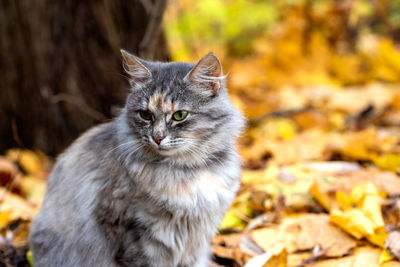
[0,0,169,156]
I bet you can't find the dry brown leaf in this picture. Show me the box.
[251,214,356,258]
[287,252,312,267]
[212,233,255,265]
[250,226,286,255]
[326,84,394,114]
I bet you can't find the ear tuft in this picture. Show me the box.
[186,52,224,93]
[120,49,152,85]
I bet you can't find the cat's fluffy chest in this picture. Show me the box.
[128,161,239,213]
[126,163,239,265]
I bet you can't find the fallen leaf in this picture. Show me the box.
[0,187,37,220]
[251,214,356,257]
[330,208,375,239]
[244,253,273,267]
[6,149,45,176]
[380,249,395,264]
[367,227,389,248]
[373,153,400,172]
[262,249,287,267]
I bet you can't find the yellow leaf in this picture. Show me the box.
[220,191,252,230]
[275,119,297,140]
[380,249,395,264]
[262,249,287,267]
[350,182,379,205]
[220,209,246,230]
[336,191,352,210]
[26,250,34,266]
[329,112,346,130]
[241,169,271,184]
[373,153,400,172]
[361,195,384,229]
[0,210,13,229]
[6,149,45,176]
[20,175,47,207]
[367,227,389,248]
[349,182,384,229]
[330,209,375,239]
[309,182,332,211]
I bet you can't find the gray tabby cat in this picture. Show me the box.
[29,50,244,267]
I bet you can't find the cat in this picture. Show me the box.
[29,50,245,267]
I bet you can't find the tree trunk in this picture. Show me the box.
[0,0,169,156]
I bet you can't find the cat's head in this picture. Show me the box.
[119,50,244,166]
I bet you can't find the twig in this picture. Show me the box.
[248,107,313,127]
[139,0,167,59]
[11,119,23,148]
[296,245,327,267]
[47,93,106,121]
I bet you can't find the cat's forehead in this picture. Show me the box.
[146,91,177,114]
[146,61,194,86]
[130,62,193,113]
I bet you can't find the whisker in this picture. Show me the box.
[104,140,138,158]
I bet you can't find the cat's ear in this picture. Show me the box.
[185,53,224,93]
[120,49,152,86]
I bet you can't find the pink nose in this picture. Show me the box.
[152,136,165,145]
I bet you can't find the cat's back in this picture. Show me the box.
[29,122,123,267]
[46,122,117,194]
[34,122,120,225]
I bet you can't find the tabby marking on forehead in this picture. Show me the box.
[148,91,175,114]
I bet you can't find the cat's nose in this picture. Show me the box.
[152,136,165,145]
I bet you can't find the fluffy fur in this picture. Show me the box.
[29,51,245,267]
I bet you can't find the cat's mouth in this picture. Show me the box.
[153,146,179,156]
[148,141,178,155]
[147,136,185,156]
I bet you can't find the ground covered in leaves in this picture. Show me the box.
[0,84,399,267]
[212,84,400,267]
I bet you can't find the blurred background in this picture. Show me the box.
[2,0,400,156]
[1,0,400,266]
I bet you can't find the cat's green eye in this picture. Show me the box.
[172,110,188,121]
[139,110,153,120]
